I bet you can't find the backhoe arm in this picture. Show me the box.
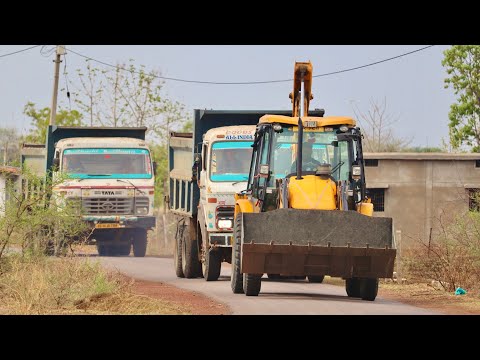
[289,61,313,117]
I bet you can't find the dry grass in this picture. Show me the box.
[0,254,190,315]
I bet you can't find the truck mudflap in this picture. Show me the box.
[240,209,396,278]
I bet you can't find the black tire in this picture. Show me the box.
[118,244,131,256]
[243,273,262,296]
[360,278,379,301]
[346,277,361,297]
[181,226,201,278]
[267,274,281,280]
[231,213,244,294]
[174,227,184,278]
[308,275,325,283]
[203,248,222,281]
[97,244,107,256]
[132,229,147,257]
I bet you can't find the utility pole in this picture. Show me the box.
[49,45,66,126]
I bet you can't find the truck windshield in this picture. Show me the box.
[269,126,350,183]
[210,141,253,182]
[62,148,152,179]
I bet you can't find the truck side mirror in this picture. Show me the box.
[192,153,202,182]
[153,161,158,175]
[53,157,60,168]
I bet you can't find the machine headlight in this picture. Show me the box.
[136,207,149,215]
[217,219,233,229]
[352,165,361,180]
[339,125,349,132]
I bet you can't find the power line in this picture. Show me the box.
[0,45,42,59]
[67,45,435,85]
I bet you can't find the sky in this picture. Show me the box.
[0,45,455,147]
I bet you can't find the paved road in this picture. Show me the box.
[98,256,437,315]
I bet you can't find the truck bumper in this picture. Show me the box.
[209,232,233,247]
[82,216,156,229]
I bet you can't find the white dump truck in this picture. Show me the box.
[23,126,157,257]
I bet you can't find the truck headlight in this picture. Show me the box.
[136,207,149,215]
[217,219,233,229]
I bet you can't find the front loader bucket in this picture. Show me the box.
[240,209,395,278]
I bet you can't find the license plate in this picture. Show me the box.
[95,223,125,229]
[304,121,317,128]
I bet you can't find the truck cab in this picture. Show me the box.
[48,127,156,257]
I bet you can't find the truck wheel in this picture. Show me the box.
[118,244,131,256]
[360,278,379,301]
[133,229,147,257]
[267,274,281,280]
[181,227,201,278]
[203,248,222,281]
[174,230,184,278]
[97,244,107,256]
[346,277,361,297]
[231,214,244,294]
[308,275,325,283]
[243,273,262,296]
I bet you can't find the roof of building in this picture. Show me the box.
[0,166,21,175]
[364,153,480,161]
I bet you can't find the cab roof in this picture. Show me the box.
[259,115,356,127]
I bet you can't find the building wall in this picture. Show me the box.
[365,156,480,247]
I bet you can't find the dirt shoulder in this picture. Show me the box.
[128,277,231,315]
[323,277,480,315]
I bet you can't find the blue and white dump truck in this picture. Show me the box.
[22,126,156,257]
[169,110,324,281]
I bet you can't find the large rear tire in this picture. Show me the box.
[181,224,201,278]
[243,273,262,296]
[345,277,361,298]
[174,225,184,278]
[360,278,379,301]
[133,229,147,257]
[203,248,222,281]
[308,275,325,283]
[231,213,244,294]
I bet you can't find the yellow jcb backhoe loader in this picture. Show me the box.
[231,61,396,300]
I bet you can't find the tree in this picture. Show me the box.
[23,102,83,144]
[68,59,188,142]
[442,45,480,152]
[0,127,20,166]
[351,97,411,152]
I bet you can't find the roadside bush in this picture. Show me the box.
[0,168,88,259]
[405,211,480,292]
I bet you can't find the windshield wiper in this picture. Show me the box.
[75,174,111,182]
[117,179,146,195]
[232,177,249,186]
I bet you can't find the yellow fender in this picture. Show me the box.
[234,199,254,219]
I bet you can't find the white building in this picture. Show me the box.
[0,166,20,217]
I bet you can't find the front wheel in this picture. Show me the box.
[203,248,222,281]
[308,275,325,283]
[133,229,147,257]
[346,278,361,298]
[360,278,379,301]
[231,213,244,294]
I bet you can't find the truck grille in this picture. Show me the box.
[82,197,134,215]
